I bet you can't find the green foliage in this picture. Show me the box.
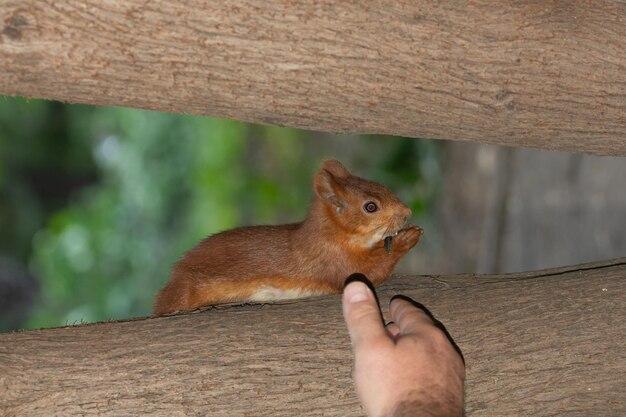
[27,109,252,328]
[0,97,440,331]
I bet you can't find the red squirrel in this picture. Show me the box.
[153,160,422,316]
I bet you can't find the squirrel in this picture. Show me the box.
[153,159,422,316]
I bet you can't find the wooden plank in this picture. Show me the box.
[1,1,625,155]
[1,259,624,416]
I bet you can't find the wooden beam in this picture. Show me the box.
[1,1,625,155]
[0,259,624,416]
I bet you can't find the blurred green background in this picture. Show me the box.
[0,96,441,332]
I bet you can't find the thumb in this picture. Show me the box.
[342,281,388,349]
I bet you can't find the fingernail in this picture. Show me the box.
[344,281,370,303]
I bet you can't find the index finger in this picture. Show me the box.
[389,296,434,335]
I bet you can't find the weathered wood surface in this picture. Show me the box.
[1,1,625,155]
[0,259,624,416]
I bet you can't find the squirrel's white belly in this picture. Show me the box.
[249,286,319,302]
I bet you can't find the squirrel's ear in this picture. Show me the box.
[314,169,345,209]
[320,159,351,179]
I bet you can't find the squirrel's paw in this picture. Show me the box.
[394,225,423,250]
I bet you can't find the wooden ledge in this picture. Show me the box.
[1,258,624,416]
[1,1,625,155]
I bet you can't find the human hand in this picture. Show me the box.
[342,280,465,417]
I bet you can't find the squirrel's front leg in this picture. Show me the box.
[371,226,423,256]
[391,225,423,255]
[366,226,423,284]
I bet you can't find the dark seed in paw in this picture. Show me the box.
[384,236,393,253]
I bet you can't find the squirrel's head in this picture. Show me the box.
[313,159,412,247]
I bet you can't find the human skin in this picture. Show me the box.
[342,281,465,417]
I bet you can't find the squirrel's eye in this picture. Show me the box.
[364,201,378,213]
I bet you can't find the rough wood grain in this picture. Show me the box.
[1,259,624,416]
[1,1,625,155]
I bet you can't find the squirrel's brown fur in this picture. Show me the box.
[153,160,422,316]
